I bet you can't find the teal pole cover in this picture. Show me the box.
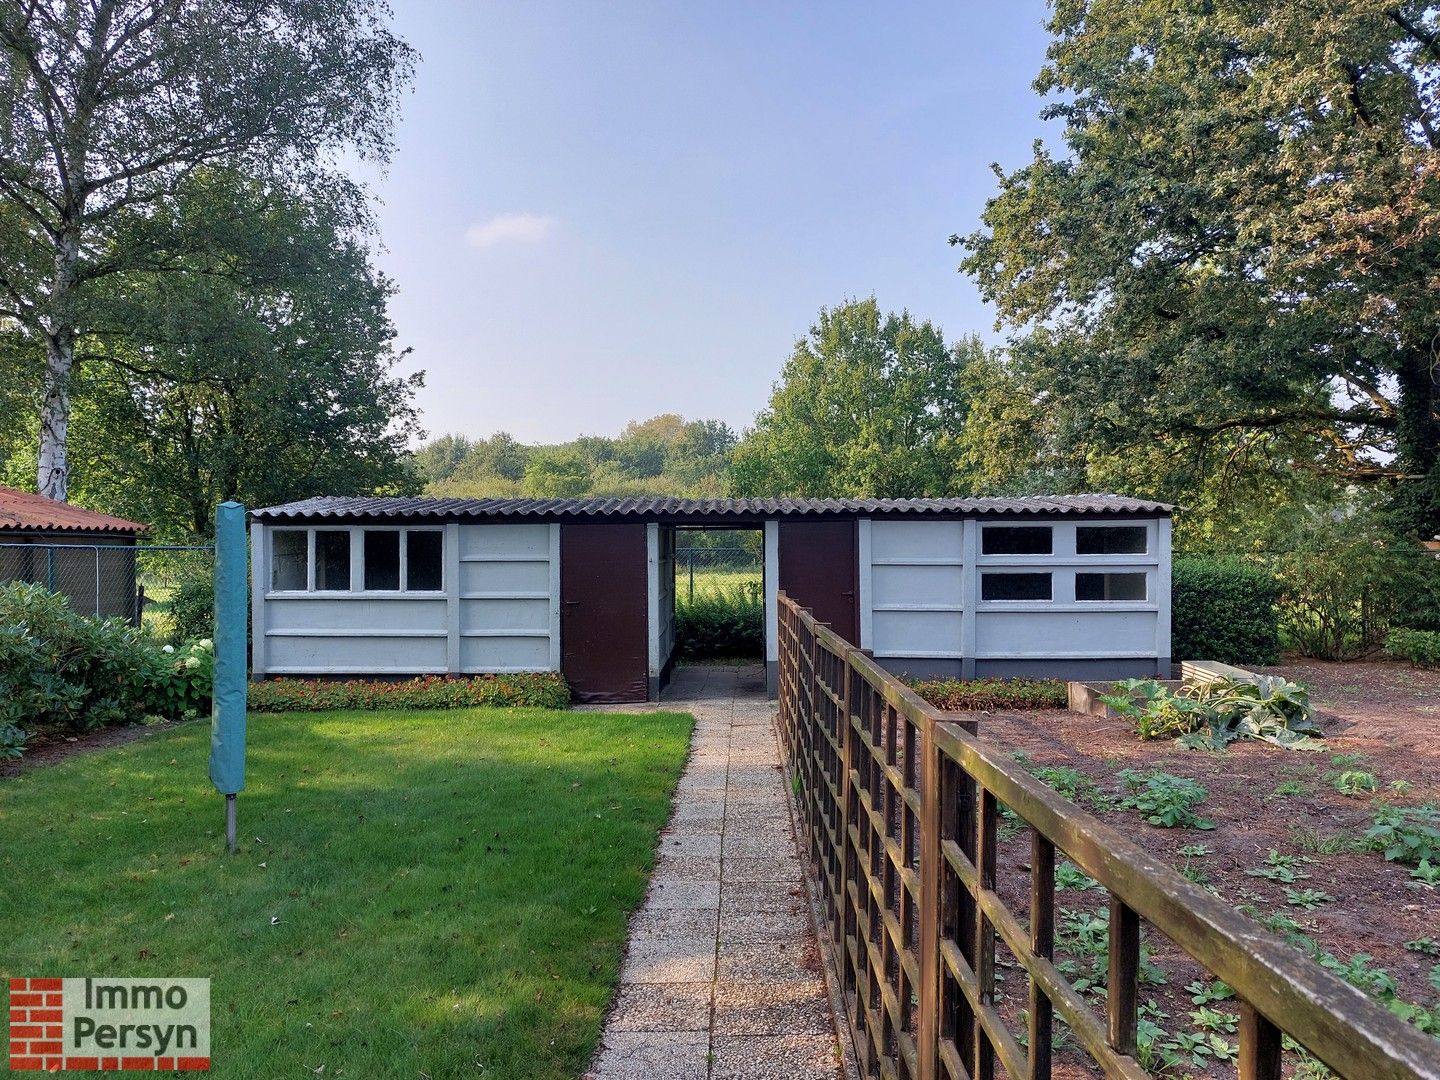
[208,501,249,795]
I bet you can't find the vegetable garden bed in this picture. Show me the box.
[961,659,1440,1075]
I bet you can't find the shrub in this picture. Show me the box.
[0,582,212,740]
[165,564,215,644]
[1171,557,1282,665]
[910,678,1067,711]
[248,672,572,712]
[674,582,763,660]
[1267,516,1440,659]
[1385,627,1440,668]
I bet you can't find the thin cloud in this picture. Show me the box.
[465,212,560,249]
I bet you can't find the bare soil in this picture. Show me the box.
[0,719,191,779]
[965,659,1440,1078]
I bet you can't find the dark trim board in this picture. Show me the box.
[648,646,678,702]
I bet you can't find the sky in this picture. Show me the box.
[363,2,1058,446]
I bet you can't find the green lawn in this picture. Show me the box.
[0,707,693,1078]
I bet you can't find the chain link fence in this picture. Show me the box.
[673,545,763,604]
[0,542,213,638]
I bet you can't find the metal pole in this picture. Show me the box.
[225,794,237,854]
[689,554,695,603]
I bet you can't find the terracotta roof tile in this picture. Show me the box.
[0,487,148,534]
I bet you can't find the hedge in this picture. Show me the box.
[247,672,572,712]
[909,677,1068,711]
[675,583,764,660]
[1171,556,1282,666]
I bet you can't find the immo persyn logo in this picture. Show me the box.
[9,977,210,1072]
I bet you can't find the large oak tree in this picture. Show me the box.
[958,0,1440,535]
[0,0,415,500]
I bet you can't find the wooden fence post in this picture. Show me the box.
[1238,1002,1283,1080]
[916,712,940,1080]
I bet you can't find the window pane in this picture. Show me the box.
[407,531,443,591]
[271,531,307,591]
[1076,572,1147,601]
[363,530,400,590]
[982,526,1052,555]
[982,572,1052,601]
[314,530,351,591]
[1076,526,1147,555]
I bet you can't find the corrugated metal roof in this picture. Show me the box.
[0,486,147,534]
[251,493,1173,522]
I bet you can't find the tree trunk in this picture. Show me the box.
[1394,349,1440,538]
[37,228,82,502]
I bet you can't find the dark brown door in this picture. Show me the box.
[778,520,859,644]
[561,523,648,703]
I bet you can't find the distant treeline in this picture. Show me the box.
[414,414,737,499]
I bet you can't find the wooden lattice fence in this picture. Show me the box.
[776,591,1439,1080]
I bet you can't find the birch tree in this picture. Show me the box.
[0,0,415,500]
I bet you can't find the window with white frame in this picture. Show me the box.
[269,526,444,593]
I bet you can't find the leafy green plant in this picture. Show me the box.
[1385,627,1440,668]
[1333,770,1378,797]
[248,672,572,712]
[1408,860,1440,889]
[1284,887,1335,911]
[1176,842,1212,858]
[909,677,1067,711]
[1365,805,1440,867]
[1404,937,1440,957]
[1185,979,1234,1005]
[1171,557,1282,665]
[1100,675,1321,751]
[1055,861,1099,891]
[1188,1007,1238,1034]
[1117,770,1215,829]
[1314,951,1399,999]
[0,722,29,759]
[1245,849,1312,883]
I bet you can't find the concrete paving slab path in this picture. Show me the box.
[586,665,850,1080]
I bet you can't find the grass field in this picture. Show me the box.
[0,707,693,1078]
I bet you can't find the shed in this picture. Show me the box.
[249,494,1174,703]
[0,486,148,620]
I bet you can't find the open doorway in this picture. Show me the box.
[672,526,764,662]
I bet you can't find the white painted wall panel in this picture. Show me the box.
[268,635,446,673]
[975,610,1158,657]
[458,559,550,595]
[458,523,550,558]
[460,635,552,672]
[872,564,964,608]
[873,610,963,657]
[461,597,551,632]
[265,597,446,633]
[872,520,963,561]
[868,521,965,658]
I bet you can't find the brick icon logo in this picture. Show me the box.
[9,977,210,1072]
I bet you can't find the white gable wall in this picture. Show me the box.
[253,522,561,678]
[861,516,1170,679]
